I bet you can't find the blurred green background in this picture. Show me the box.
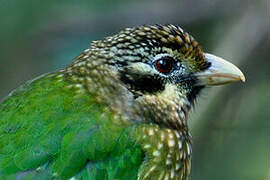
[0,0,270,179]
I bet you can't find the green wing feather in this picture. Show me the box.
[0,73,143,179]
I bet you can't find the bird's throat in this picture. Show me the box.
[133,84,191,131]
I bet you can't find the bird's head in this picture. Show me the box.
[69,24,245,129]
[95,25,245,101]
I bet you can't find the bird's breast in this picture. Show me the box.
[134,124,192,180]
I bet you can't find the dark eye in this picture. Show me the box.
[155,57,174,74]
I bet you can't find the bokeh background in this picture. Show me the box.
[1,0,270,179]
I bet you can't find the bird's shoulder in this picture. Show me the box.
[0,72,143,179]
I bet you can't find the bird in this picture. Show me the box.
[0,24,245,180]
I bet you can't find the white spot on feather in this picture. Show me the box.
[176,163,181,170]
[166,159,172,165]
[148,129,154,136]
[144,144,151,149]
[168,139,175,147]
[158,143,163,149]
[153,150,160,157]
[170,169,175,179]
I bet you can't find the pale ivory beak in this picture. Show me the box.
[196,53,246,86]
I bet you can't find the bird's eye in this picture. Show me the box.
[155,57,174,74]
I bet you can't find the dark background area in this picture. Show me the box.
[1,0,270,179]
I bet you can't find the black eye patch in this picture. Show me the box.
[119,67,166,95]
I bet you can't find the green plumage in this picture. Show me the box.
[0,73,143,179]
